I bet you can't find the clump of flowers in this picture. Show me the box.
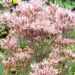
[0,0,75,75]
[30,48,59,75]
[55,35,75,46]
[1,37,17,51]
[30,59,58,75]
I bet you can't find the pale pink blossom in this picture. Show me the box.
[55,35,75,45]
[0,3,75,39]
[1,37,17,50]
[49,48,60,59]
[14,48,34,61]
[30,59,58,75]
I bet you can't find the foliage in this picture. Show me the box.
[0,62,4,75]
[48,0,75,9]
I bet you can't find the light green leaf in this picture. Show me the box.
[0,62,5,75]
[0,24,5,32]
[0,0,3,3]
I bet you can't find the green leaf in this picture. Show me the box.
[65,61,75,75]
[64,2,74,9]
[19,38,30,48]
[0,3,6,11]
[0,24,5,32]
[0,0,3,3]
[71,1,75,6]
[0,62,5,75]
[55,0,63,7]
[68,29,75,38]
[70,62,75,72]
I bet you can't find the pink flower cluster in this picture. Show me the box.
[30,59,58,75]
[1,37,17,51]
[55,35,75,45]
[49,48,59,59]
[0,1,75,39]
[14,47,34,61]
[55,8,75,30]
[64,50,75,59]
[30,48,59,75]
[0,0,75,75]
